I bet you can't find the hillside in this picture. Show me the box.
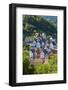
[23,15,57,41]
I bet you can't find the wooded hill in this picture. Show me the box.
[23,15,57,41]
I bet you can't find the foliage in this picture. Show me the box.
[23,50,29,74]
[23,50,35,74]
[23,50,57,75]
[34,63,51,74]
[23,15,57,41]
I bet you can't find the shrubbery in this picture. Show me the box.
[23,50,57,75]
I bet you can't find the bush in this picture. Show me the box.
[23,52,57,74]
[23,50,35,74]
[23,50,29,74]
[34,63,51,74]
[48,54,57,73]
